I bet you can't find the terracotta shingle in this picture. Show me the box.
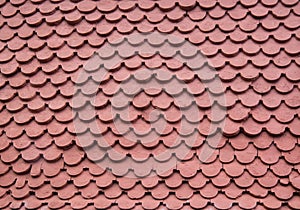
[0,0,300,209]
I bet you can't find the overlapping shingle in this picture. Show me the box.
[0,0,300,209]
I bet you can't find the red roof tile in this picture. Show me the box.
[0,0,299,209]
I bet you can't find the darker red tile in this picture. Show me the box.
[270,159,292,177]
[23,195,43,209]
[165,194,184,209]
[247,158,268,177]
[262,194,282,209]
[223,159,245,177]
[47,195,66,209]
[211,193,234,209]
[70,195,89,209]
[174,183,193,199]
[199,182,218,199]
[140,194,160,209]
[237,194,257,209]
[189,193,208,209]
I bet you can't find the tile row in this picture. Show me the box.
[1,62,300,90]
[3,161,298,192]
[1,35,299,63]
[1,0,299,18]
[1,109,300,137]
[1,13,299,42]
[0,52,299,87]
[1,123,299,151]
[0,39,299,72]
[0,53,298,79]
[1,1,299,31]
[1,99,299,125]
[0,151,300,189]
[1,79,300,110]
[1,130,300,168]
[1,25,299,53]
[0,193,299,210]
[0,164,299,209]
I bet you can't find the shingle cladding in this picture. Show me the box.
[0,0,300,209]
